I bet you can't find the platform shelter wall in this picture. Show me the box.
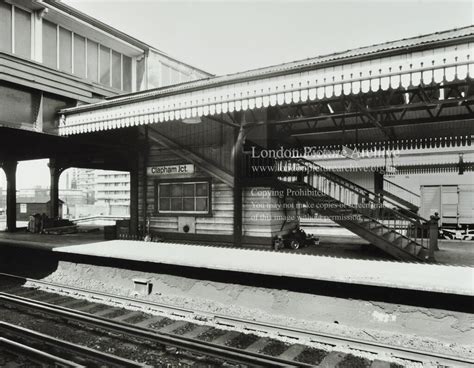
[137,122,298,245]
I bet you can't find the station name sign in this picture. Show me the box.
[147,164,195,176]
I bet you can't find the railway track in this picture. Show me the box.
[0,321,147,368]
[1,335,83,368]
[0,272,472,368]
[0,284,310,367]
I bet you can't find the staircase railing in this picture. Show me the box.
[383,178,421,209]
[244,153,435,257]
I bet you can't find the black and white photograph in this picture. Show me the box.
[0,0,472,366]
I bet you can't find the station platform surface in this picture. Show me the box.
[0,230,103,250]
[51,240,472,297]
[0,231,472,297]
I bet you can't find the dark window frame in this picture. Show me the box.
[154,177,212,217]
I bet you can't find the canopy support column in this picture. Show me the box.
[142,127,149,231]
[130,157,139,236]
[233,113,245,247]
[48,159,66,219]
[2,160,18,232]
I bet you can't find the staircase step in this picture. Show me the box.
[359,220,375,228]
[337,208,354,213]
[369,224,385,233]
[315,197,337,202]
[393,235,410,249]
[403,241,419,255]
[382,231,398,242]
[275,171,429,262]
[417,247,429,260]
[383,232,413,250]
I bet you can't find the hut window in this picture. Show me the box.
[0,3,32,58]
[13,6,31,59]
[42,20,57,68]
[0,1,12,53]
[87,39,99,82]
[58,27,72,73]
[99,45,111,86]
[112,50,122,89]
[156,180,211,215]
[73,34,86,78]
[122,55,132,92]
[36,19,132,91]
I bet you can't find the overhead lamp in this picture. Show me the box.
[458,153,465,175]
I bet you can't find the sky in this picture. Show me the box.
[63,0,473,75]
[0,0,472,190]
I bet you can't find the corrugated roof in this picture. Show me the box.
[61,25,474,115]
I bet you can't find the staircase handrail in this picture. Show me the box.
[283,179,431,254]
[383,178,421,199]
[243,149,429,224]
[246,151,435,258]
[284,179,417,228]
[276,156,430,225]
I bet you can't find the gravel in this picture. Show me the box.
[0,349,42,368]
[122,313,149,325]
[196,327,227,342]
[260,339,290,356]
[336,354,371,368]
[86,304,110,314]
[226,333,260,349]
[38,264,473,361]
[64,299,91,309]
[0,302,227,367]
[390,363,405,368]
[4,257,472,367]
[295,347,327,365]
[147,317,174,330]
[101,308,129,319]
[172,322,196,335]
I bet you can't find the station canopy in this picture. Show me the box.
[59,26,474,150]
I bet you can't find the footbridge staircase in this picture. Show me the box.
[244,155,437,262]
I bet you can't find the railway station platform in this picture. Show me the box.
[0,230,104,250]
[54,240,473,297]
[0,230,472,297]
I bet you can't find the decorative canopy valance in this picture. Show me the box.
[59,27,474,136]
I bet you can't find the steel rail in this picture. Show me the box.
[0,291,306,368]
[0,335,85,368]
[0,322,146,368]
[0,273,472,367]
